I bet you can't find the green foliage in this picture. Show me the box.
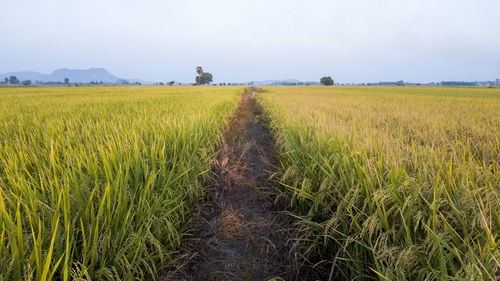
[320,76,334,86]
[196,72,213,85]
[257,86,500,280]
[196,66,203,76]
[0,86,240,280]
[9,76,19,85]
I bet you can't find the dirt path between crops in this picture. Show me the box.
[160,88,297,280]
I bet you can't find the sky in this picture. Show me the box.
[1,0,499,83]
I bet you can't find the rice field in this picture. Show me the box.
[257,86,500,280]
[0,86,240,280]
[1,85,499,280]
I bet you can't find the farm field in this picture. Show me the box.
[0,86,240,280]
[257,86,500,280]
[1,85,499,281]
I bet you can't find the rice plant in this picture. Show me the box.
[0,86,240,280]
[257,86,500,280]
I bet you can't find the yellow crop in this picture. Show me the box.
[257,86,500,280]
[0,86,240,280]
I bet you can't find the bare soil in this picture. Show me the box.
[160,88,298,281]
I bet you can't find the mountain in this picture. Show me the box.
[251,79,303,85]
[0,71,46,82]
[128,78,155,85]
[0,68,122,83]
[46,68,119,83]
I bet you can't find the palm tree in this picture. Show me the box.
[196,66,203,86]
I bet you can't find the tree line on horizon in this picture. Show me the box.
[1,70,336,87]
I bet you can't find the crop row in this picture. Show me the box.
[257,86,499,280]
[0,86,240,280]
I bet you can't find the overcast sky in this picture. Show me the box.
[1,0,499,83]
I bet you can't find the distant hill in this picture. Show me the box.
[0,71,47,82]
[0,68,144,84]
[249,79,319,86]
[47,68,119,83]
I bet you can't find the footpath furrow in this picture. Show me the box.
[161,88,295,281]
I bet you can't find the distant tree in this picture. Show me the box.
[168,81,175,86]
[9,76,19,85]
[22,80,31,86]
[4,78,8,84]
[159,82,164,86]
[320,76,334,86]
[117,79,129,85]
[196,66,203,86]
[64,78,69,84]
[196,72,213,85]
